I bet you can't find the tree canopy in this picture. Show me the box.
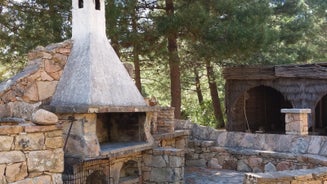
[0,0,326,127]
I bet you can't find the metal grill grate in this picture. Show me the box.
[63,158,111,184]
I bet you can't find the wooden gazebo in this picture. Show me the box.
[223,63,327,135]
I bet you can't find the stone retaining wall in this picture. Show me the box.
[0,41,68,183]
[0,121,63,184]
[176,120,327,183]
[176,120,327,156]
[186,140,327,172]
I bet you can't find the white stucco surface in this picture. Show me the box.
[51,0,146,107]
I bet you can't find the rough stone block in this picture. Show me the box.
[175,138,186,149]
[185,159,206,167]
[64,134,100,158]
[0,125,24,135]
[0,104,12,117]
[264,162,277,172]
[0,151,25,164]
[48,70,62,81]
[53,53,67,65]
[143,154,152,166]
[51,173,63,184]
[1,90,16,103]
[248,157,263,169]
[45,130,62,138]
[237,160,251,172]
[150,168,174,182]
[0,164,6,183]
[11,175,52,184]
[277,161,292,171]
[169,156,183,168]
[152,155,168,168]
[290,137,309,154]
[27,149,64,173]
[22,83,39,102]
[24,125,61,133]
[40,71,54,81]
[173,168,184,181]
[0,136,14,151]
[36,81,58,100]
[32,109,58,125]
[44,59,61,73]
[15,133,45,150]
[45,136,63,149]
[10,102,41,121]
[6,162,28,182]
[208,158,222,169]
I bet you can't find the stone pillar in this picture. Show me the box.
[156,107,175,134]
[60,113,100,158]
[281,108,311,135]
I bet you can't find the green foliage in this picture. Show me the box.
[0,0,71,80]
[258,0,327,64]
[183,100,216,127]
[0,0,325,127]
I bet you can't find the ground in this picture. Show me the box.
[185,167,244,184]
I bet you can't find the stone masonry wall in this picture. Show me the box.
[176,120,327,182]
[0,111,64,184]
[0,41,69,184]
[142,148,185,184]
[142,108,188,184]
[0,40,72,107]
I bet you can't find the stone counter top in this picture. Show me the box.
[153,130,191,140]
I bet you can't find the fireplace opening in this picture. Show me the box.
[119,160,140,184]
[97,112,147,152]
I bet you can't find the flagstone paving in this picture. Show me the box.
[185,167,245,184]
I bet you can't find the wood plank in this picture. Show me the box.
[275,64,327,79]
[223,66,275,80]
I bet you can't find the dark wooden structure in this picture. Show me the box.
[224,63,327,134]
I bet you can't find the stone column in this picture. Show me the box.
[281,108,311,135]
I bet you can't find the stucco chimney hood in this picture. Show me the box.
[50,0,147,113]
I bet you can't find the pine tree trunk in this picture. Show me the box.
[166,0,181,119]
[107,0,120,58]
[205,60,225,128]
[194,67,203,104]
[133,47,142,92]
[132,10,142,92]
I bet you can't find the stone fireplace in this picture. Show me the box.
[56,107,155,159]
[46,0,158,183]
[49,0,156,156]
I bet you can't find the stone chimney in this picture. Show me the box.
[50,0,146,109]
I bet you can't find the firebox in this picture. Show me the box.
[97,112,147,152]
[54,106,155,159]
